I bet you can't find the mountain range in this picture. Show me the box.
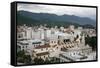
[17,10,96,28]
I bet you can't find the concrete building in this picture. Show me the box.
[17,24,96,62]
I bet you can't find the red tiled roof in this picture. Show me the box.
[35,45,50,49]
[36,52,49,56]
[53,45,57,47]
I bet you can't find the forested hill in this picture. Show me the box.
[17,10,96,28]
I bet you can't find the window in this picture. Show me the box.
[73,53,75,55]
[44,56,45,58]
[46,48,48,50]
[41,48,43,51]
[34,45,35,47]
[48,55,49,57]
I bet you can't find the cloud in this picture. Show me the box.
[17,3,96,20]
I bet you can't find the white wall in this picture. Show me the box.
[0,0,99,68]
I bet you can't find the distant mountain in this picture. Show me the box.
[17,10,96,28]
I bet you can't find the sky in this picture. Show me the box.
[17,3,96,20]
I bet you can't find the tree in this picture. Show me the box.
[23,55,32,64]
[17,50,25,57]
[33,58,44,64]
[85,36,97,51]
[44,58,51,63]
[17,50,32,64]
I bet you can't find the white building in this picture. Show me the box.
[17,25,96,62]
[69,25,74,31]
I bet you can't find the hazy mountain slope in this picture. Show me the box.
[17,10,96,28]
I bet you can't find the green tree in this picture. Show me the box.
[44,58,51,63]
[17,50,32,64]
[85,36,97,51]
[33,58,44,64]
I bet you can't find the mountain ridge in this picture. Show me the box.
[17,10,96,28]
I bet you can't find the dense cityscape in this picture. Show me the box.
[17,24,97,65]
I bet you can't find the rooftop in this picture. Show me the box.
[35,44,50,49]
[36,52,49,56]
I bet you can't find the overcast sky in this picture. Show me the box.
[17,3,96,20]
